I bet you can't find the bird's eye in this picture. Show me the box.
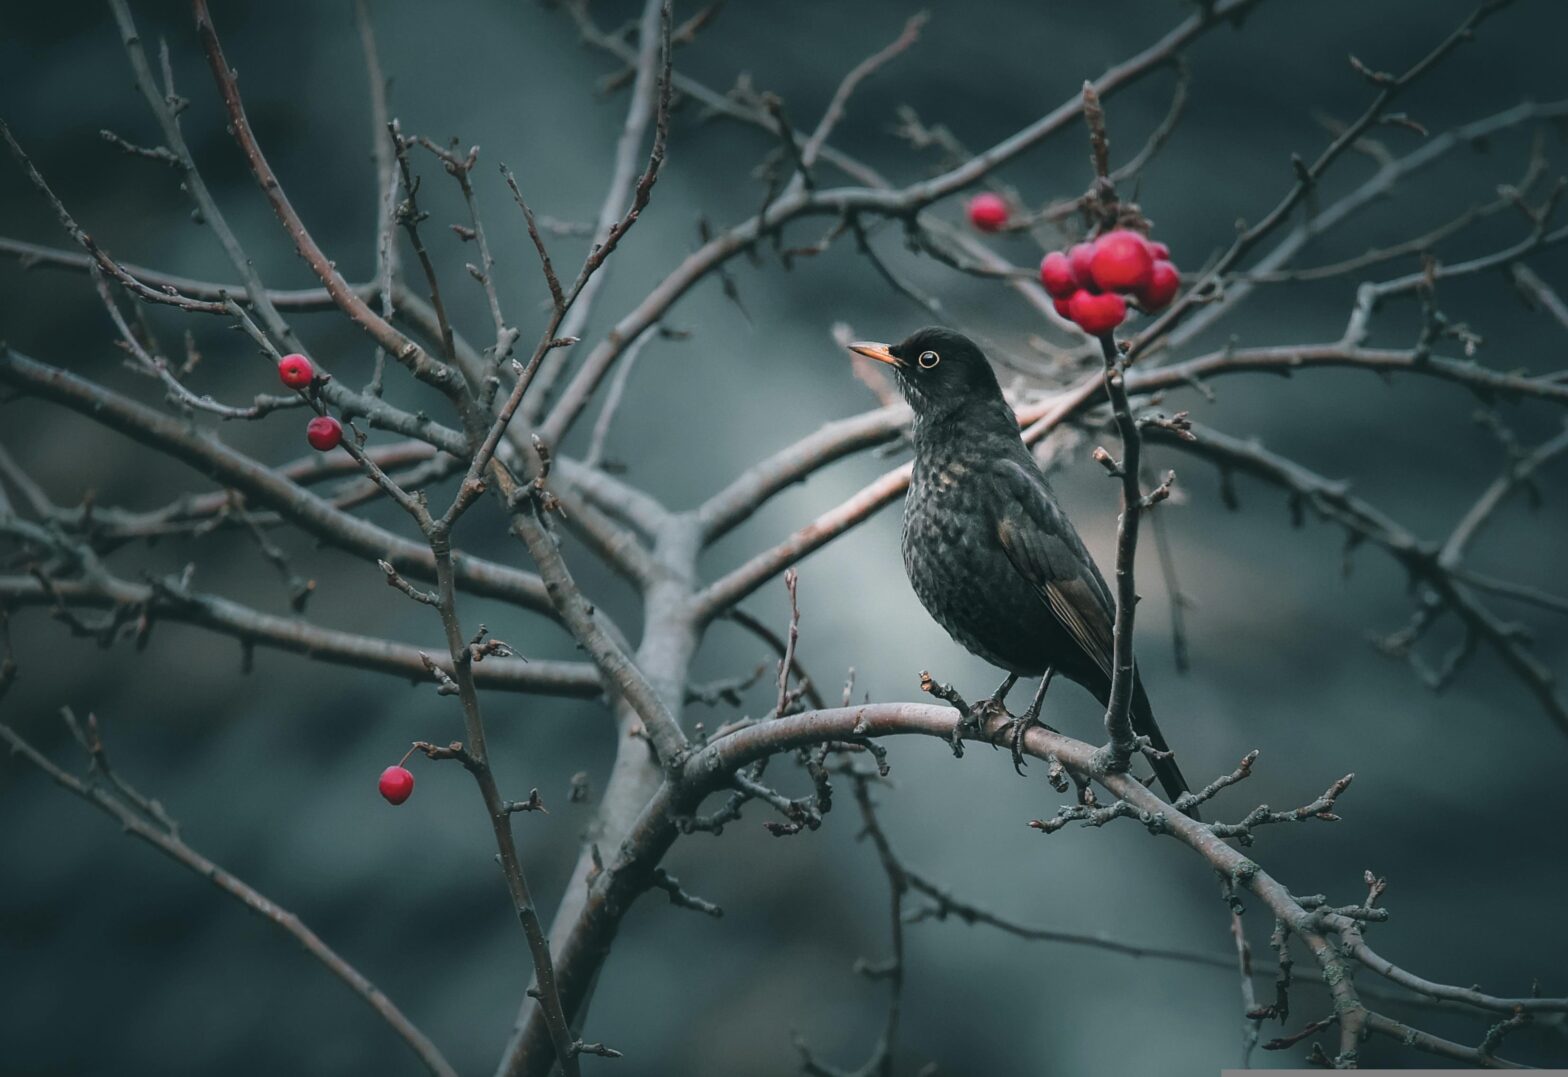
[918,350,940,369]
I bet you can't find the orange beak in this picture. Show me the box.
[847,341,903,368]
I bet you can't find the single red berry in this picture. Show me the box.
[1052,295,1075,320]
[966,192,1009,232]
[1138,260,1181,311]
[1088,230,1155,294]
[379,765,414,805]
[306,415,343,452]
[1148,240,1171,262]
[1067,289,1127,336]
[277,353,314,389]
[1067,243,1098,292]
[1039,251,1079,299]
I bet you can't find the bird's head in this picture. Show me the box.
[847,327,1006,421]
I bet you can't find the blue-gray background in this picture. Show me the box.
[2,2,1566,1074]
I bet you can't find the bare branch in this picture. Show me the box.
[1094,330,1149,766]
[0,718,457,1077]
[1132,0,1521,357]
[0,571,599,699]
[0,348,555,615]
[107,0,302,350]
[191,0,470,404]
[523,0,673,431]
[1145,420,1568,735]
[421,526,582,1077]
[798,14,927,173]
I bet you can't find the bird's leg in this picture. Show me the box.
[996,668,1057,776]
[951,672,1017,753]
[965,672,1018,741]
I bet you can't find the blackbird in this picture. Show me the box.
[848,326,1191,804]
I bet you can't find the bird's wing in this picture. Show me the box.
[990,457,1115,679]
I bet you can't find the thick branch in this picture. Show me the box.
[520,700,1557,1073]
[524,0,672,433]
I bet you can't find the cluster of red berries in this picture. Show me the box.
[1039,230,1180,335]
[276,353,344,451]
[963,194,1181,337]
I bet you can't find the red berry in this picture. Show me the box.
[306,415,343,451]
[966,192,1009,232]
[1039,251,1079,299]
[1148,240,1171,262]
[378,765,414,805]
[1068,243,1098,291]
[1052,295,1075,320]
[1088,230,1155,293]
[1067,289,1127,336]
[277,353,314,389]
[1138,260,1181,311]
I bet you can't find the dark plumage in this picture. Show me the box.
[848,327,1191,804]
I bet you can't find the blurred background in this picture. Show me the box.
[2,1,1566,1073]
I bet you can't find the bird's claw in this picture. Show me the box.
[925,671,1015,757]
[961,672,1019,752]
[949,700,997,757]
[992,715,1033,774]
[953,693,1011,753]
[968,694,1012,730]
[992,669,1057,775]
[990,714,1060,776]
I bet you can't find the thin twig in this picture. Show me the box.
[0,718,457,1077]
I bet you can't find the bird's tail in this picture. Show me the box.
[1130,674,1197,819]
